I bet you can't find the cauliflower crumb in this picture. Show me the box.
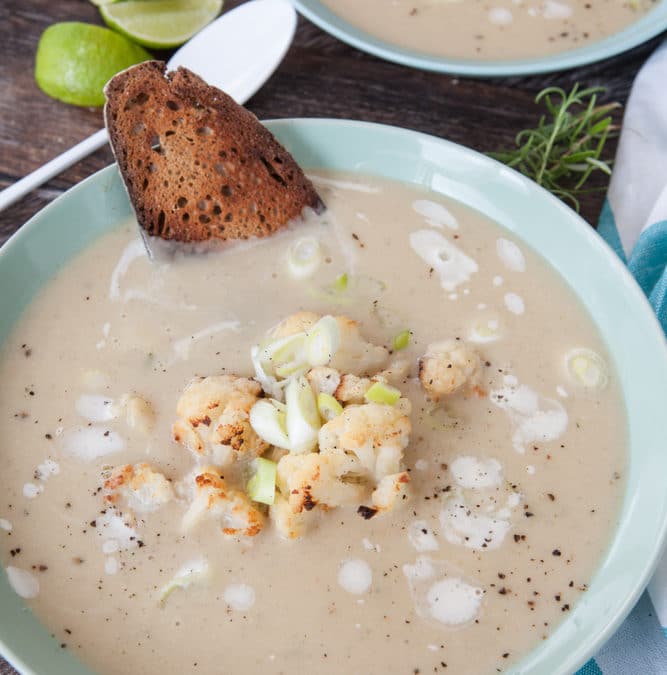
[306,366,341,397]
[418,340,481,401]
[335,373,373,404]
[371,472,411,512]
[173,375,268,467]
[331,316,389,375]
[104,463,174,513]
[182,467,263,538]
[333,359,411,405]
[270,492,313,539]
[117,394,155,433]
[318,402,411,482]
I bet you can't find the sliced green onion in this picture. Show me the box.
[393,330,411,351]
[253,332,309,385]
[317,392,343,421]
[249,400,290,449]
[332,273,348,292]
[246,457,277,505]
[159,558,209,606]
[287,237,323,280]
[306,315,340,366]
[565,348,608,389]
[364,381,401,405]
[470,318,501,344]
[286,376,321,454]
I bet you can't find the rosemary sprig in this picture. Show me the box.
[489,84,621,211]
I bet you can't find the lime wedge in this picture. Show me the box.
[100,0,224,49]
[35,22,152,107]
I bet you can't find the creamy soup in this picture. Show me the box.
[319,0,657,60]
[0,173,625,675]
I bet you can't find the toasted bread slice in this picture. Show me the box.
[103,61,323,242]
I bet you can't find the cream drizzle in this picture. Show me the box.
[338,559,373,595]
[59,427,125,461]
[403,556,484,626]
[490,375,568,454]
[410,229,479,291]
[412,199,459,230]
[6,566,39,599]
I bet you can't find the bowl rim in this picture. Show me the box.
[1,117,666,675]
[291,0,667,76]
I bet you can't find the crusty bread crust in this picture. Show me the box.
[103,61,323,242]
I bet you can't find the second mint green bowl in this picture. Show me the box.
[1,119,666,675]
[293,0,667,75]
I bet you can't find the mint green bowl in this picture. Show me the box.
[293,0,667,75]
[1,119,666,675]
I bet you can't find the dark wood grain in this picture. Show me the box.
[0,1,664,673]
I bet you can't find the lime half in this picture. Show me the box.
[35,22,152,107]
[101,0,224,49]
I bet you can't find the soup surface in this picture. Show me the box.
[0,172,626,675]
[319,0,657,60]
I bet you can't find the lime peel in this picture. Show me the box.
[35,22,151,107]
[100,0,223,49]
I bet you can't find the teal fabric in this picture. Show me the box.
[598,202,667,334]
[583,202,667,675]
[575,659,604,675]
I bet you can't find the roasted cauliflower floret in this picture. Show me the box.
[318,402,411,481]
[334,358,413,404]
[270,311,320,340]
[269,492,313,539]
[276,452,365,514]
[181,466,263,538]
[104,463,174,513]
[418,340,481,401]
[173,375,269,467]
[306,366,341,397]
[269,312,388,376]
[332,316,389,375]
[371,472,410,512]
[334,373,372,404]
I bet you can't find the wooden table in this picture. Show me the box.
[0,0,664,673]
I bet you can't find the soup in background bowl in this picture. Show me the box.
[293,0,667,75]
[0,119,666,675]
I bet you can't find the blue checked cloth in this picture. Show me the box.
[576,40,667,675]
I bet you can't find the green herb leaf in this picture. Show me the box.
[489,84,620,212]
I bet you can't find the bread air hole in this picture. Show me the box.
[123,91,149,111]
[260,157,287,187]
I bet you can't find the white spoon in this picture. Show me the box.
[0,0,297,212]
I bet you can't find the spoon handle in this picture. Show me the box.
[0,127,109,212]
